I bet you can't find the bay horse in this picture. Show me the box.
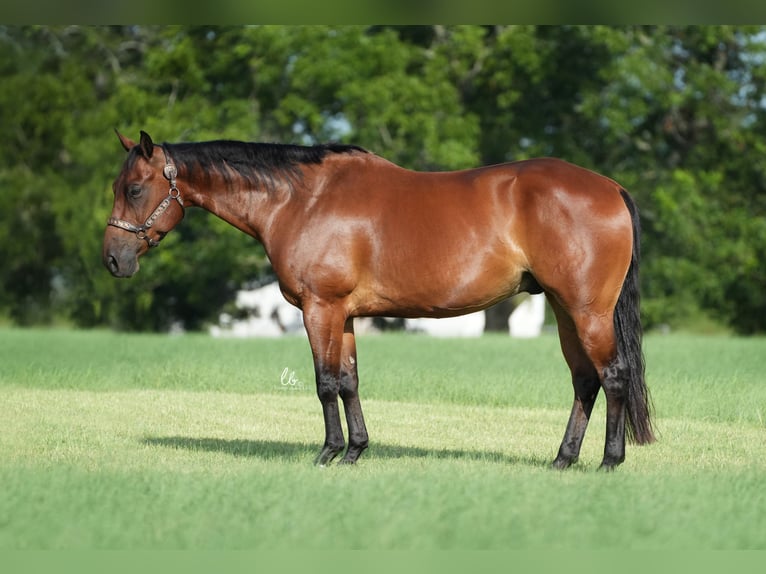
[103,130,654,470]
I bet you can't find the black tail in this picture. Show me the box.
[615,190,655,444]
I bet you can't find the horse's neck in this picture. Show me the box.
[183,172,301,246]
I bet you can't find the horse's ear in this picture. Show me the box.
[139,130,155,158]
[115,129,135,152]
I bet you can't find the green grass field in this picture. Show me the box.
[1,327,765,549]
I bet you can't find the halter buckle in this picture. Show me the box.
[163,163,178,181]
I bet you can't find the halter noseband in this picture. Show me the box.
[107,146,185,248]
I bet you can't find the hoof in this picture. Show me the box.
[551,455,577,470]
[338,444,368,465]
[313,445,343,467]
[597,458,624,472]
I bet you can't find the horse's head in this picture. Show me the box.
[103,130,185,277]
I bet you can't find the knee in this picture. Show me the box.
[316,374,340,402]
[338,371,358,401]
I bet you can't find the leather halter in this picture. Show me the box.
[106,146,185,248]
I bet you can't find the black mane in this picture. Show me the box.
[161,140,367,191]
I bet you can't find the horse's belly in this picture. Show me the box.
[350,254,525,318]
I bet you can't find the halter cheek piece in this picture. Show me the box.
[107,146,185,248]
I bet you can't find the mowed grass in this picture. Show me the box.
[1,327,765,549]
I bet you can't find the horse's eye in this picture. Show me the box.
[127,185,143,199]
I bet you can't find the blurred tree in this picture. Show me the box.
[571,26,766,332]
[0,25,268,330]
[0,25,764,333]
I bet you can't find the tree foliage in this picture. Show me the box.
[1,25,764,333]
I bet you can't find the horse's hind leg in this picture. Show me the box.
[566,309,629,470]
[548,293,630,470]
[549,297,602,469]
[338,318,369,464]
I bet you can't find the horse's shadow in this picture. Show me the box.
[142,436,553,469]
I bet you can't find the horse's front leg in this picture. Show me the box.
[302,302,348,466]
[338,318,369,464]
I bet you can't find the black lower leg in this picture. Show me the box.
[314,374,345,466]
[338,369,368,464]
[599,361,627,470]
[552,376,600,469]
[337,321,369,465]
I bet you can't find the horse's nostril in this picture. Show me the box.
[107,254,119,275]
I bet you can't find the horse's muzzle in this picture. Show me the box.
[103,252,139,278]
[103,238,141,278]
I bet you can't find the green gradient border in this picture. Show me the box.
[3,551,766,573]
[1,1,766,24]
